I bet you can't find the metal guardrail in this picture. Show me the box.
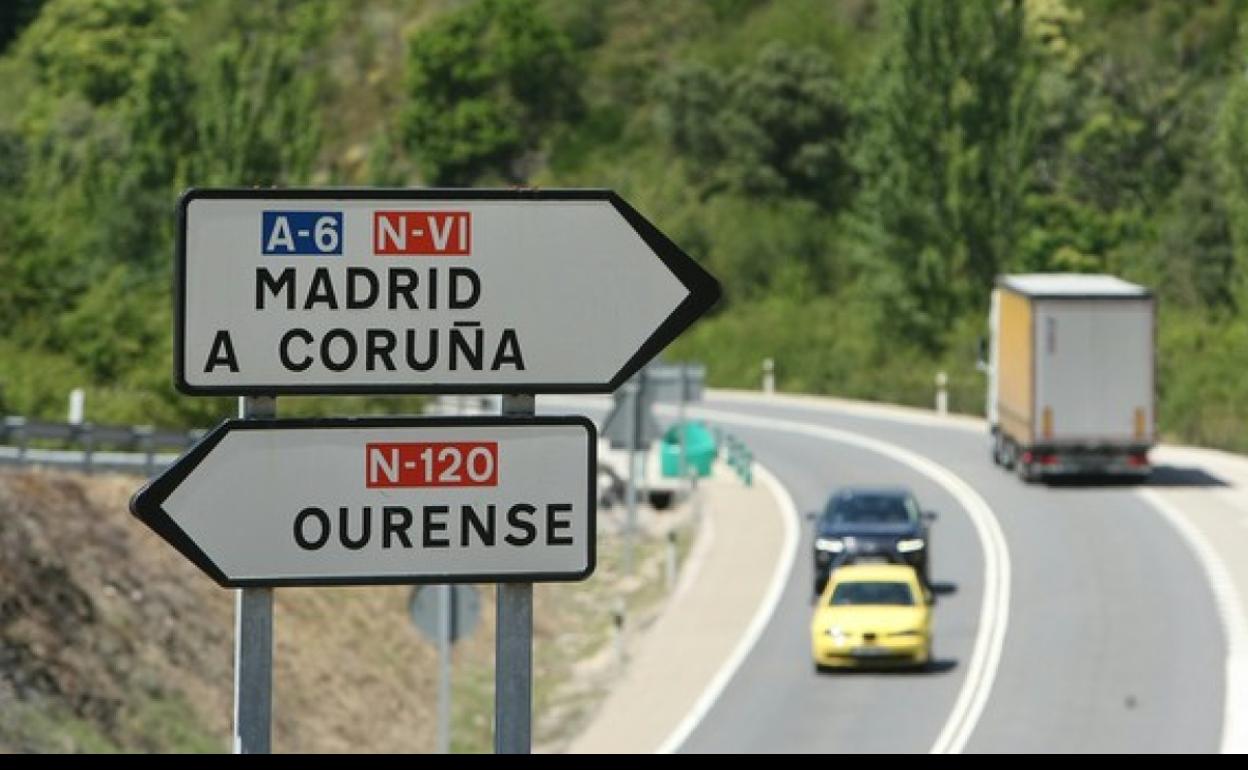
[0,416,206,476]
[714,427,753,485]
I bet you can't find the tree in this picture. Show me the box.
[656,43,850,209]
[856,0,1039,349]
[189,2,334,187]
[0,0,45,53]
[401,0,582,185]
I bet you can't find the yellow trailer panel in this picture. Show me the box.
[997,286,1034,445]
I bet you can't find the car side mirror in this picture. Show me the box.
[923,510,938,523]
[925,588,935,606]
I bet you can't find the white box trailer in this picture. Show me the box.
[987,274,1155,481]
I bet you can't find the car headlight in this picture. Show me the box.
[896,538,925,553]
[815,537,845,553]
[888,629,922,638]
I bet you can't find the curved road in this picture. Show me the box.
[674,393,1223,753]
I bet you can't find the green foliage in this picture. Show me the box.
[401,0,582,185]
[189,1,335,186]
[2,0,1248,455]
[656,43,850,208]
[855,0,1039,350]
[0,0,45,53]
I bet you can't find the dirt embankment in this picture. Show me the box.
[0,467,461,752]
[0,466,691,753]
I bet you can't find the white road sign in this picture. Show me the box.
[175,189,720,395]
[130,416,596,586]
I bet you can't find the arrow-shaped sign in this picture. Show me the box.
[175,189,720,395]
[130,416,596,587]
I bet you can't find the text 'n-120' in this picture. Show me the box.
[365,442,498,488]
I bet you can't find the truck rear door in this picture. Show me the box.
[1033,299,1154,446]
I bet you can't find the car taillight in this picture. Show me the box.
[1021,451,1034,464]
[1128,452,1149,468]
[1040,454,1058,465]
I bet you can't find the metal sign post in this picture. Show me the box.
[408,584,481,754]
[233,395,275,754]
[495,393,534,754]
[437,584,452,754]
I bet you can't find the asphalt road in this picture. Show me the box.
[676,393,1223,753]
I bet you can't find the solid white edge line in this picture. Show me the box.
[669,406,1011,755]
[655,461,800,754]
[1138,489,1248,754]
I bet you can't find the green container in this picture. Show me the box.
[660,421,717,478]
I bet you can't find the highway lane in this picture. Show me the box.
[9,394,1226,751]
[677,393,1223,753]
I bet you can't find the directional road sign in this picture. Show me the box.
[176,189,721,395]
[601,379,661,451]
[646,362,706,404]
[409,585,482,644]
[130,416,596,587]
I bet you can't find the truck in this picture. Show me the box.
[986,274,1155,482]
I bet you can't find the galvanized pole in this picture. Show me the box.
[495,393,534,754]
[624,371,645,576]
[234,395,275,754]
[437,584,452,754]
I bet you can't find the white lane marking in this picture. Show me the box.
[1139,489,1248,754]
[655,462,799,754]
[671,406,1011,755]
[709,388,987,434]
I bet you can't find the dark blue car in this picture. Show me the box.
[812,487,936,594]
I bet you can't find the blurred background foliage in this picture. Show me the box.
[2,0,1248,449]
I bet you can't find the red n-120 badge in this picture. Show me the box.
[365,441,498,488]
[373,211,471,255]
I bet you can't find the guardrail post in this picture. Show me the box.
[135,426,156,477]
[666,529,678,592]
[763,357,775,395]
[612,598,627,669]
[935,371,949,416]
[80,423,95,475]
[5,417,27,465]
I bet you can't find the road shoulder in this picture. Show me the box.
[566,465,791,754]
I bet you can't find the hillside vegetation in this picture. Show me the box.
[2,0,1248,448]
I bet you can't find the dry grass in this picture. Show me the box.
[0,467,693,753]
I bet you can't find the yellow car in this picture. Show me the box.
[810,563,932,671]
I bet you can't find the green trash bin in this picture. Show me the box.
[660,421,717,478]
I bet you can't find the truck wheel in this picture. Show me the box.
[1001,440,1016,470]
[991,433,1007,467]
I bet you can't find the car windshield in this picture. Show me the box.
[823,493,917,526]
[830,581,915,607]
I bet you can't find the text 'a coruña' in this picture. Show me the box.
[201,265,526,374]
